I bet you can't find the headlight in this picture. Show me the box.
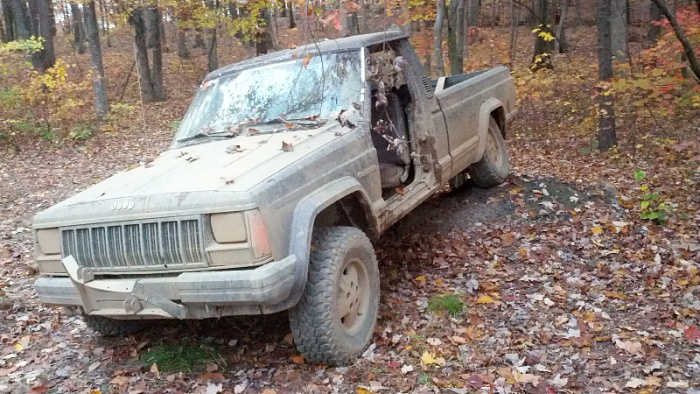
[36,228,61,255]
[210,212,247,243]
[209,210,271,264]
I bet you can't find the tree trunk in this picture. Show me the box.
[83,1,108,118]
[99,0,111,47]
[69,2,85,53]
[7,0,31,39]
[28,0,55,73]
[149,6,164,100]
[554,0,569,53]
[145,6,157,48]
[256,8,273,55]
[610,0,627,61]
[1,0,12,42]
[650,0,700,82]
[509,0,519,64]
[447,0,465,75]
[468,0,479,26]
[193,27,204,48]
[288,2,295,28]
[359,0,368,33]
[597,0,617,151]
[177,27,189,58]
[434,0,446,76]
[206,0,217,71]
[207,27,217,71]
[159,13,167,52]
[646,1,662,43]
[531,0,553,71]
[131,7,155,102]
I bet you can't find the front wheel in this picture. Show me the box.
[84,315,150,336]
[470,117,510,188]
[289,226,380,366]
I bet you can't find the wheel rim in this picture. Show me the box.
[485,128,502,164]
[336,257,370,335]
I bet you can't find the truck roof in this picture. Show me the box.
[204,29,408,82]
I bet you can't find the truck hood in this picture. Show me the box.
[34,123,348,227]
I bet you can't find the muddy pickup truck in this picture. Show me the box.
[33,30,516,365]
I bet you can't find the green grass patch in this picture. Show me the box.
[427,294,464,317]
[141,340,224,373]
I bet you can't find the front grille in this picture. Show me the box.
[61,218,205,270]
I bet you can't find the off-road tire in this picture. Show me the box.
[289,226,380,366]
[84,315,149,336]
[470,117,510,188]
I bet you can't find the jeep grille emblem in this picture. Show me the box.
[111,201,135,210]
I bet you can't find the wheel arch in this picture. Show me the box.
[261,177,378,314]
[477,99,506,160]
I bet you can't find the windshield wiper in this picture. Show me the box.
[246,116,327,128]
[177,131,238,143]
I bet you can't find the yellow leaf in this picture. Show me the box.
[357,388,372,394]
[421,351,437,365]
[14,343,23,352]
[415,275,426,282]
[591,225,603,235]
[509,186,523,194]
[476,295,494,304]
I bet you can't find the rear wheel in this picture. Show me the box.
[470,117,510,188]
[289,227,379,366]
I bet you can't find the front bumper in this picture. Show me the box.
[35,255,296,319]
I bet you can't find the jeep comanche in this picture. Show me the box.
[33,30,517,365]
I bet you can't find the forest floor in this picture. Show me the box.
[1,21,699,394]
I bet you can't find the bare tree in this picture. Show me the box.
[83,0,108,118]
[597,0,617,150]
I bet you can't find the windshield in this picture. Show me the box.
[175,50,364,142]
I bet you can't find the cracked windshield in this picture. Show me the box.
[175,50,364,142]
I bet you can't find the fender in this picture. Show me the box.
[261,176,376,313]
[476,98,505,161]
